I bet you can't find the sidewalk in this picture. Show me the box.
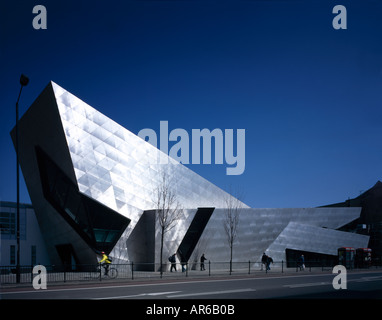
[4,265,380,290]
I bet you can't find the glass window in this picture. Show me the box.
[94,229,119,243]
[36,146,130,254]
[0,206,26,240]
[0,212,15,235]
[10,245,15,265]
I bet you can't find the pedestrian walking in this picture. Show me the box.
[169,253,177,272]
[266,256,273,271]
[261,253,267,271]
[298,254,305,271]
[179,251,187,272]
[200,254,207,271]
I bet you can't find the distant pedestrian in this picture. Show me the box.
[266,256,273,271]
[200,254,207,271]
[298,254,305,271]
[169,253,177,272]
[261,253,268,271]
[179,251,187,272]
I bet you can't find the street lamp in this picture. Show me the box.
[15,74,29,283]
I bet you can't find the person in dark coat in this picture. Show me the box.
[200,254,207,271]
[261,253,268,271]
[169,253,177,272]
[266,256,273,271]
[298,254,305,271]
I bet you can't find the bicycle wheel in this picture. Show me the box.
[108,268,118,279]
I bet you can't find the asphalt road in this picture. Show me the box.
[2,270,381,300]
[2,271,381,319]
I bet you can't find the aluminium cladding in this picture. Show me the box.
[11,81,369,266]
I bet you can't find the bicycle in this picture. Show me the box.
[97,264,118,279]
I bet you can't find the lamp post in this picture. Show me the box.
[15,74,29,283]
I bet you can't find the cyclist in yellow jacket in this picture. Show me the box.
[99,251,111,275]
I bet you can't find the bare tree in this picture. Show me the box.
[223,187,244,273]
[153,168,182,277]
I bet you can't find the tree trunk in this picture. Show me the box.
[160,227,164,278]
[230,241,233,273]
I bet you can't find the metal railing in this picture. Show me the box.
[1,260,380,285]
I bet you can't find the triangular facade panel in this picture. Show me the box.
[12,81,369,267]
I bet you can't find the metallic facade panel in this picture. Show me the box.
[267,222,369,263]
[195,207,366,265]
[14,81,369,266]
[52,80,247,217]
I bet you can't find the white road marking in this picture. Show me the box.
[284,282,330,288]
[93,291,182,300]
[167,288,256,298]
[359,276,382,281]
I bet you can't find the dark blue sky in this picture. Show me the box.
[1,0,381,208]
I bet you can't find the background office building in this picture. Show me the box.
[0,201,50,267]
[8,81,371,269]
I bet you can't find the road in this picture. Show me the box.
[2,270,381,300]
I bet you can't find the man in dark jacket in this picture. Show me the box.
[200,254,207,271]
[169,253,177,272]
[266,256,273,271]
[261,253,267,271]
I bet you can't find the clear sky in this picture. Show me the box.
[1,0,381,208]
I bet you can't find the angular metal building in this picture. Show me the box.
[11,81,369,268]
